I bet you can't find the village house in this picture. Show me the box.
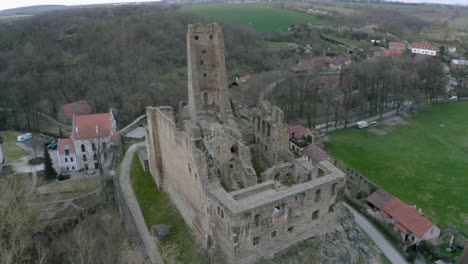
[288,125,312,151]
[58,100,93,123]
[301,144,338,166]
[57,111,118,172]
[389,42,406,51]
[366,189,440,244]
[451,59,468,68]
[229,74,251,88]
[446,45,456,53]
[374,49,403,57]
[410,42,439,56]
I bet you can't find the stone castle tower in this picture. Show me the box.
[187,24,232,121]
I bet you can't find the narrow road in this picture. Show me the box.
[321,110,398,133]
[343,203,408,264]
[120,142,163,264]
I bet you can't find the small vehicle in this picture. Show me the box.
[369,121,377,126]
[448,96,458,102]
[47,143,58,150]
[17,133,32,142]
[355,121,369,129]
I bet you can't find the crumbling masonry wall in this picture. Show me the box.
[146,106,211,243]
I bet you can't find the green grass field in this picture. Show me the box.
[182,3,323,32]
[0,131,27,162]
[130,153,206,263]
[335,2,452,13]
[325,102,468,235]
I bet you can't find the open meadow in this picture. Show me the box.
[182,3,322,32]
[325,102,468,235]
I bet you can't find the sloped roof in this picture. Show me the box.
[301,144,335,163]
[394,222,410,235]
[389,42,406,48]
[73,113,113,140]
[375,49,404,57]
[60,100,92,119]
[291,57,332,72]
[383,197,434,238]
[366,189,392,210]
[58,138,75,153]
[289,125,308,139]
[411,42,439,51]
[235,74,252,86]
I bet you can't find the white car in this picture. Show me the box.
[356,121,369,129]
[17,133,33,142]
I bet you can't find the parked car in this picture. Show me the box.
[448,96,458,102]
[17,133,32,142]
[355,121,369,129]
[369,121,377,126]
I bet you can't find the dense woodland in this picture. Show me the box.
[0,5,292,129]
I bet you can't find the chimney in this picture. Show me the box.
[75,126,78,134]
[96,125,99,135]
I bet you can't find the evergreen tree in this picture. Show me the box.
[44,145,57,180]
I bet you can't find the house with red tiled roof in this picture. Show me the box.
[374,49,404,57]
[288,125,313,151]
[411,42,439,56]
[57,111,118,172]
[366,189,440,244]
[301,144,337,166]
[57,138,77,171]
[389,42,406,51]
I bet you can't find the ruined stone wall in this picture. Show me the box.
[146,106,211,243]
[187,23,232,121]
[206,162,346,264]
[252,102,291,165]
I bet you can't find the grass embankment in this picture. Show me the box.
[325,102,468,235]
[130,153,206,263]
[182,3,322,32]
[0,131,27,162]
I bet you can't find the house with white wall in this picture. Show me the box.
[57,111,118,172]
[411,42,439,56]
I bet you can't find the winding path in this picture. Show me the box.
[120,142,163,264]
[343,203,408,264]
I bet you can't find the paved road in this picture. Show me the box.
[320,110,398,133]
[344,203,408,264]
[120,142,163,264]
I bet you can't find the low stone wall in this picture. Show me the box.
[120,114,147,136]
[338,163,378,197]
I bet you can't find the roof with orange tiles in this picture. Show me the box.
[383,197,434,238]
[301,144,336,163]
[73,112,113,140]
[289,125,308,139]
[389,42,406,48]
[60,100,92,119]
[411,42,439,51]
[58,138,75,153]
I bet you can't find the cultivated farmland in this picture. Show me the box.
[182,3,322,32]
[325,102,468,235]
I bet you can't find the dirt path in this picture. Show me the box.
[120,142,163,264]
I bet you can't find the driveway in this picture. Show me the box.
[120,142,163,264]
[344,203,408,264]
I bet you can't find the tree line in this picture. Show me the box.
[0,4,289,130]
[269,55,447,127]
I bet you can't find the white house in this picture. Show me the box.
[446,45,456,53]
[57,111,118,172]
[411,42,439,56]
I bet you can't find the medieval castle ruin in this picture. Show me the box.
[146,23,346,264]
